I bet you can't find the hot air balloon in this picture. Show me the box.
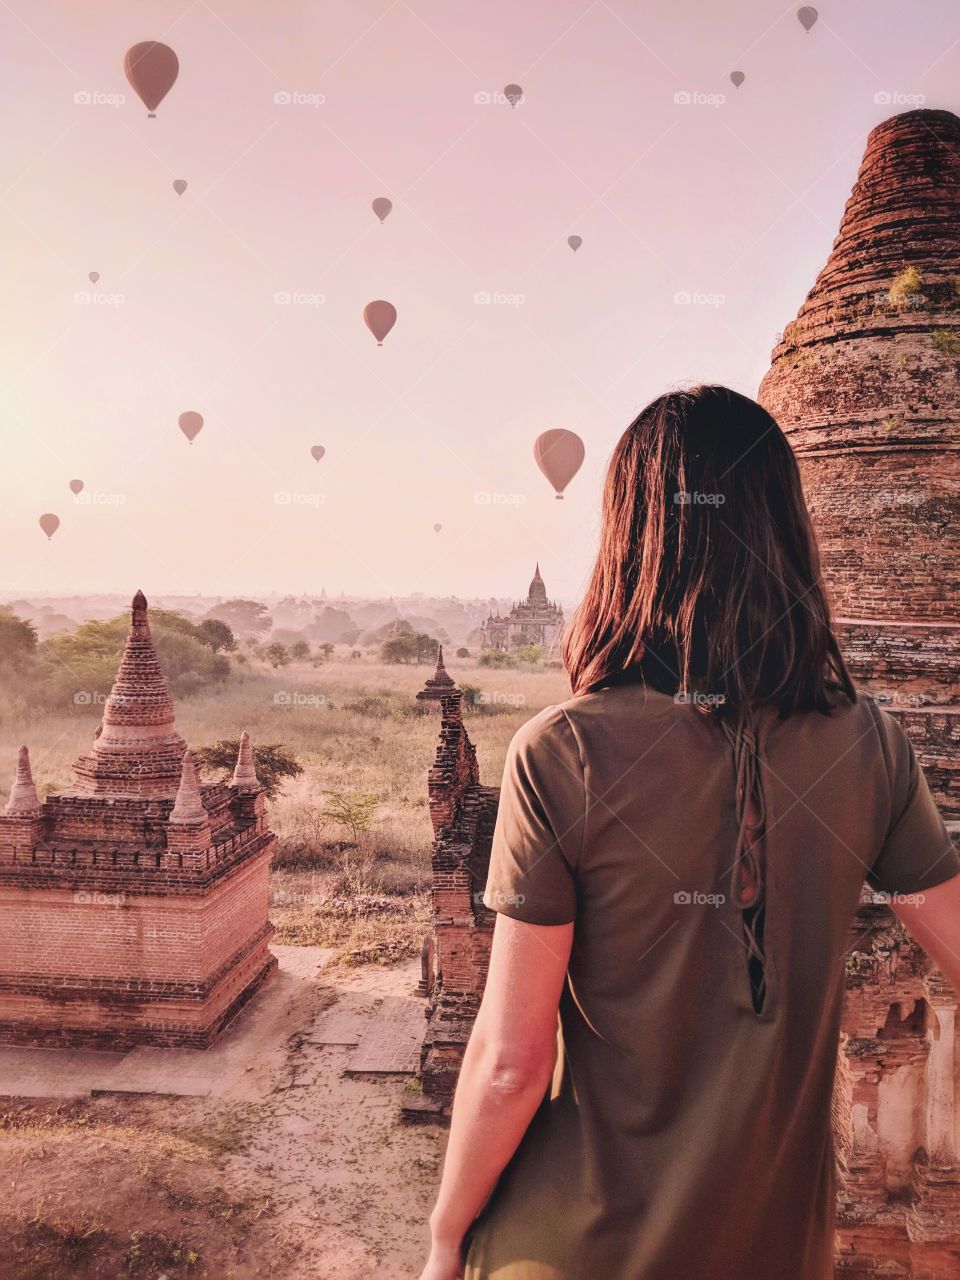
[534,429,585,500]
[124,42,179,117]
[730,71,745,88]
[173,179,187,196]
[372,197,392,223]
[39,513,60,539]
[88,271,99,284]
[363,300,397,346]
[178,411,203,443]
[69,479,84,495]
[433,523,442,533]
[503,84,523,108]
[567,235,582,252]
[797,6,818,31]
[311,445,325,462]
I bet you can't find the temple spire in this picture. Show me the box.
[71,590,187,798]
[170,751,206,822]
[232,731,260,791]
[417,645,457,703]
[528,562,548,605]
[6,746,40,814]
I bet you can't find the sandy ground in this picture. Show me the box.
[0,951,446,1280]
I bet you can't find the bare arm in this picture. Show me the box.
[419,914,573,1280]
[892,874,960,992]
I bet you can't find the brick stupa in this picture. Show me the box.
[760,109,960,1277]
[416,646,457,703]
[0,592,277,1049]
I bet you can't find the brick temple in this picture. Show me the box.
[760,108,960,1277]
[410,111,960,1276]
[479,564,564,654]
[0,591,276,1049]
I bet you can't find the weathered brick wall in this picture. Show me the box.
[0,845,275,1048]
[760,109,960,1278]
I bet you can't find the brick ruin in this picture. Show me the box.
[403,676,497,1123]
[479,564,564,655]
[409,110,960,1274]
[760,107,960,1276]
[0,591,276,1049]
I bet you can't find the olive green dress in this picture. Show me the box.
[464,685,958,1280]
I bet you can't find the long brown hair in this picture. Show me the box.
[563,385,854,716]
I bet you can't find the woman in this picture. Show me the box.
[419,386,960,1280]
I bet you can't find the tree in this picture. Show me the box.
[289,640,311,661]
[262,642,290,669]
[206,599,271,637]
[379,631,438,665]
[0,611,38,668]
[456,647,470,658]
[322,791,378,843]
[41,611,229,705]
[196,618,236,652]
[192,739,303,799]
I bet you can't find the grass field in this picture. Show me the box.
[0,652,572,963]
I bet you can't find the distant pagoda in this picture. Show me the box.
[416,646,457,703]
[0,592,277,1049]
[479,564,564,654]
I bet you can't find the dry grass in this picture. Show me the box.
[0,1098,282,1279]
[0,653,571,964]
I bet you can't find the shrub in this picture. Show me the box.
[888,267,923,306]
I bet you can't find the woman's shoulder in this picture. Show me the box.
[510,683,669,759]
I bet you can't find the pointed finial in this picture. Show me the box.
[435,645,447,674]
[170,750,206,822]
[6,745,40,814]
[232,731,260,791]
[132,589,148,613]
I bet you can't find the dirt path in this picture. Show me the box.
[0,956,445,1280]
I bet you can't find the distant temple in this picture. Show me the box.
[478,564,564,654]
[0,591,276,1049]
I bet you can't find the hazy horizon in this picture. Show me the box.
[3,0,958,600]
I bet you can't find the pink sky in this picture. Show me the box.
[1,0,958,602]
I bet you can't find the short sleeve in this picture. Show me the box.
[483,707,586,925]
[868,709,960,896]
